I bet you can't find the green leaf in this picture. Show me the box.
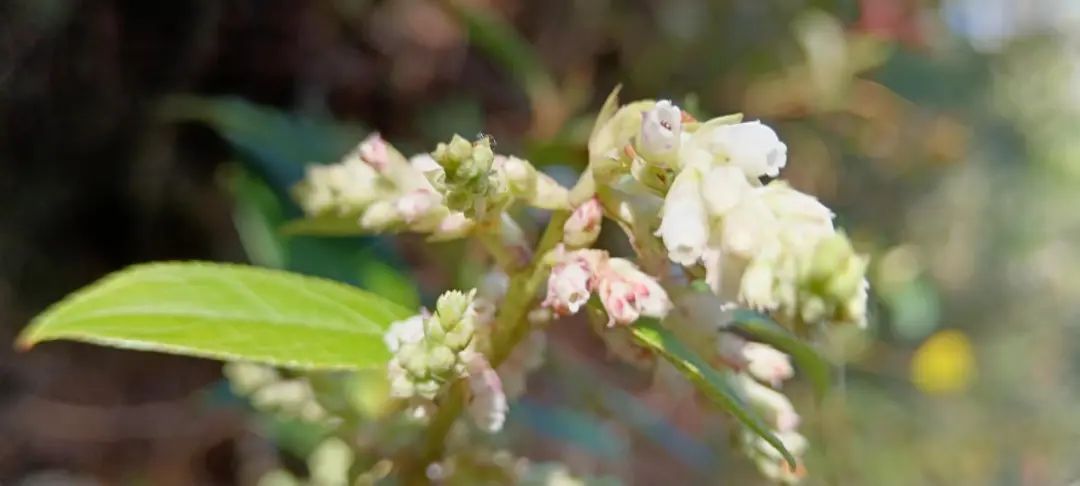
[591,84,623,140]
[158,95,364,195]
[729,309,832,400]
[629,319,796,467]
[17,262,414,370]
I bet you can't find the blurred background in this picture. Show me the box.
[2,0,1079,484]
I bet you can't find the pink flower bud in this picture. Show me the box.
[596,258,671,326]
[466,355,508,433]
[563,198,603,248]
[394,189,442,226]
[743,342,794,387]
[541,258,593,316]
[358,133,390,172]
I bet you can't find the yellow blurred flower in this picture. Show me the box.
[911,329,976,395]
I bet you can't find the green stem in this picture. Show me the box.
[405,209,569,483]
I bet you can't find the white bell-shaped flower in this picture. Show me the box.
[701,164,753,217]
[658,168,710,266]
[719,191,778,260]
[699,121,787,178]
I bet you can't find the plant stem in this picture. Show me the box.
[405,209,569,483]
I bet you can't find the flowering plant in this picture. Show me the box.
[18,87,868,484]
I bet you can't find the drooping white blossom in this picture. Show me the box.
[718,191,778,260]
[698,121,788,178]
[701,164,752,217]
[658,167,710,266]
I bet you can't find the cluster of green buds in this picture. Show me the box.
[386,290,478,400]
[800,232,870,326]
[429,135,506,220]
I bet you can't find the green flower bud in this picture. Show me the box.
[436,289,476,329]
[472,139,495,172]
[808,232,855,284]
[414,380,441,399]
[826,255,868,302]
[424,315,447,342]
[800,295,828,324]
[400,343,428,377]
[443,319,474,352]
[426,345,457,375]
[447,135,473,166]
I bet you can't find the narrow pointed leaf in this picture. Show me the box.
[729,309,831,400]
[630,319,796,467]
[17,262,413,370]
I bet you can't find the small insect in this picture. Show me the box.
[475,132,496,147]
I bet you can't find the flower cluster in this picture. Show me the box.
[295,133,570,243]
[385,289,513,433]
[294,134,474,240]
[385,290,478,400]
[541,245,672,326]
[286,90,870,484]
[594,98,871,329]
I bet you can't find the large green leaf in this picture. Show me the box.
[630,319,796,467]
[17,262,413,370]
[729,309,832,400]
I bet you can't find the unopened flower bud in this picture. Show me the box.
[743,343,794,387]
[358,133,391,172]
[442,319,474,352]
[596,258,671,326]
[384,315,425,353]
[501,156,535,194]
[429,212,473,241]
[472,139,495,172]
[360,200,402,231]
[423,315,447,342]
[636,100,683,166]
[738,374,800,432]
[447,135,473,168]
[808,232,854,283]
[395,189,441,225]
[563,198,603,248]
[426,345,457,375]
[400,343,428,377]
[436,289,476,328]
[466,355,508,433]
[740,254,779,311]
[799,295,828,324]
